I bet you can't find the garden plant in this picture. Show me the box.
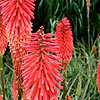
[0,0,100,100]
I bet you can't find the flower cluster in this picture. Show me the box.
[0,0,74,99]
[56,17,73,68]
[22,26,63,100]
[1,0,36,93]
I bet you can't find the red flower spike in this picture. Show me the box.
[0,0,7,56]
[1,0,36,85]
[22,26,63,100]
[97,60,100,93]
[56,17,73,68]
[1,0,36,99]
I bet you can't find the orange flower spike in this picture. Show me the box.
[97,60,100,93]
[22,26,63,100]
[56,17,73,69]
[0,0,7,56]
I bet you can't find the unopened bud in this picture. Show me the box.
[66,95,72,100]
[75,83,81,97]
[92,45,97,54]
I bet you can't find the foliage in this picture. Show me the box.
[33,0,100,47]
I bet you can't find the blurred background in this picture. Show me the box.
[33,0,100,47]
[2,0,100,99]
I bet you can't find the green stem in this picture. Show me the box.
[63,72,66,100]
[0,56,5,100]
[87,3,90,52]
[63,63,68,100]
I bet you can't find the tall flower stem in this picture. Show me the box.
[87,9,90,51]
[0,56,5,100]
[63,72,66,100]
[63,64,67,100]
[86,0,90,51]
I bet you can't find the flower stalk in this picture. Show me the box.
[62,63,68,100]
[56,17,73,99]
[63,72,66,100]
[0,56,5,100]
[86,0,91,51]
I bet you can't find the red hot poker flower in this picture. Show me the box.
[22,26,63,100]
[56,17,73,68]
[1,0,36,95]
[1,0,35,30]
[97,60,100,93]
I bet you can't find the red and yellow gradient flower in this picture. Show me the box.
[56,17,73,69]
[22,26,63,100]
[1,0,36,96]
[0,0,7,56]
[97,60,100,93]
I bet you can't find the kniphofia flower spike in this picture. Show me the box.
[22,26,63,100]
[1,0,36,98]
[56,17,73,69]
